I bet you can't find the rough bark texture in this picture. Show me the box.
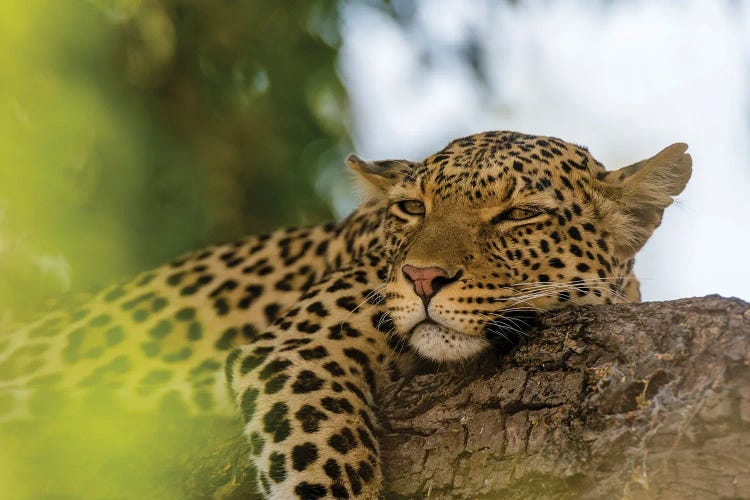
[192,295,750,499]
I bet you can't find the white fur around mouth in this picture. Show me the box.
[410,321,489,363]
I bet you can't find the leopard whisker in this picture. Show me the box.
[341,282,387,323]
[477,310,533,338]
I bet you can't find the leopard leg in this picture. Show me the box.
[227,265,391,499]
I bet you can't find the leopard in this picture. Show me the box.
[0,131,691,499]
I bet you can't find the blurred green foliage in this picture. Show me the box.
[1,1,352,497]
[0,0,349,316]
[1,413,242,498]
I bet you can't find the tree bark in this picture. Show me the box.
[195,295,750,499]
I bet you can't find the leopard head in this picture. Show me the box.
[348,131,691,362]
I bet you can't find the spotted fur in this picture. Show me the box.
[228,261,392,498]
[0,131,691,498]
[0,204,384,421]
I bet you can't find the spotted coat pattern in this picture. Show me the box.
[0,202,384,421]
[0,131,691,499]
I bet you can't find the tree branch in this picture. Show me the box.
[379,295,750,499]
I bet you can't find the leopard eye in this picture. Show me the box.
[507,207,540,220]
[396,200,425,216]
[491,206,543,224]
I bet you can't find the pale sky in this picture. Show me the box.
[338,0,750,301]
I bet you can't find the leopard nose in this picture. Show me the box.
[401,264,458,300]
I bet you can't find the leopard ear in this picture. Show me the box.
[346,154,417,194]
[597,143,692,256]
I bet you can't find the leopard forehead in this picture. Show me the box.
[395,131,603,206]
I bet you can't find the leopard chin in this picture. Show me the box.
[409,321,490,363]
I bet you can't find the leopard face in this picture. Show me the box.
[349,131,691,362]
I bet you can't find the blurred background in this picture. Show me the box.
[2,1,749,497]
[1,0,749,317]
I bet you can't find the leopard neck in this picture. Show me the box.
[325,198,387,270]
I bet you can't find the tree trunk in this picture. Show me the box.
[194,295,750,499]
